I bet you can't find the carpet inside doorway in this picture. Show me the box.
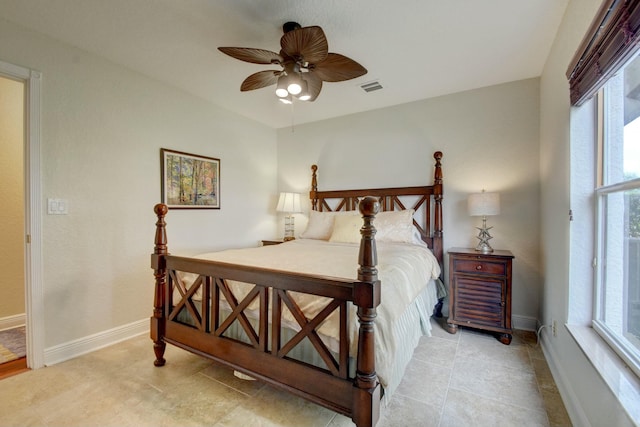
[0,326,26,364]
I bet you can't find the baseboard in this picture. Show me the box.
[44,319,148,366]
[0,313,26,331]
[512,314,537,331]
[541,331,592,427]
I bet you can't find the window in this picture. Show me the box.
[595,51,640,376]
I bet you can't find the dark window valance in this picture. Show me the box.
[567,0,640,106]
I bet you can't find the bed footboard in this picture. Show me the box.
[151,197,382,427]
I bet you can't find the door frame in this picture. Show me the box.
[0,60,44,369]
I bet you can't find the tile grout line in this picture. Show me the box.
[197,370,261,399]
[528,343,554,426]
[436,323,461,427]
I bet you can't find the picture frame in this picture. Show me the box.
[161,148,220,209]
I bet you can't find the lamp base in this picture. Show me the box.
[283,214,295,241]
[474,216,494,253]
[475,241,494,253]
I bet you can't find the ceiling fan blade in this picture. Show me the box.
[218,47,283,65]
[304,73,323,102]
[312,53,367,82]
[240,70,280,91]
[281,26,328,64]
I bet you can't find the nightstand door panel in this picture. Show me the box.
[454,275,505,327]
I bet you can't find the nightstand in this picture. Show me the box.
[261,239,284,246]
[446,247,514,345]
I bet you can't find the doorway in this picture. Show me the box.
[0,75,27,377]
[0,60,44,370]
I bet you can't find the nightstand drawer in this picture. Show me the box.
[452,258,506,275]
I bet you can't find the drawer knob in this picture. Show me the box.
[476,265,482,270]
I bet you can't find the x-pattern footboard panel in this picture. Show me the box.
[213,278,268,351]
[168,271,206,331]
[273,289,348,378]
[165,261,351,378]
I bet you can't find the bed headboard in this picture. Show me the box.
[309,151,443,271]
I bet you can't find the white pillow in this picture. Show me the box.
[374,209,415,243]
[300,210,359,240]
[329,214,363,244]
[411,226,429,247]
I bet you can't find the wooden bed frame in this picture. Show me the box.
[150,151,443,427]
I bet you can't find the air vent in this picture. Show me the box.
[360,80,383,93]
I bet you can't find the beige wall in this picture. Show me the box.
[0,18,279,348]
[0,76,25,319]
[277,78,542,326]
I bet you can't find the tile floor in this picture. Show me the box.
[0,317,571,426]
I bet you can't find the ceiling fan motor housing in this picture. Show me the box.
[283,21,302,33]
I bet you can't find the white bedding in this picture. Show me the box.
[176,238,441,392]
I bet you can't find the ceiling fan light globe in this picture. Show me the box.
[278,95,293,104]
[287,82,302,95]
[275,75,289,97]
[294,79,309,100]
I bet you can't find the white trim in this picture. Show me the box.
[566,324,640,425]
[0,313,26,331]
[541,330,592,427]
[593,319,640,378]
[512,314,538,331]
[596,176,640,194]
[0,60,44,369]
[44,319,148,366]
[25,69,44,369]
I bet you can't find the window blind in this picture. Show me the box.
[567,0,640,106]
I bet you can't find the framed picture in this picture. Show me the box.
[161,148,220,209]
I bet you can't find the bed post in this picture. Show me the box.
[150,203,168,367]
[310,164,318,211]
[432,151,444,272]
[352,196,381,427]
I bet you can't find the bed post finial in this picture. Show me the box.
[151,203,169,367]
[353,196,381,427]
[153,203,169,254]
[310,164,318,211]
[434,151,443,185]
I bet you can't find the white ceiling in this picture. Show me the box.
[0,0,569,129]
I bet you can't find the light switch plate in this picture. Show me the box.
[47,198,69,214]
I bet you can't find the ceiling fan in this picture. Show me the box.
[218,22,367,103]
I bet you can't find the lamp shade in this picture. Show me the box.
[276,192,301,213]
[468,191,500,216]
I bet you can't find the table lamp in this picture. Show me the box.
[468,190,500,253]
